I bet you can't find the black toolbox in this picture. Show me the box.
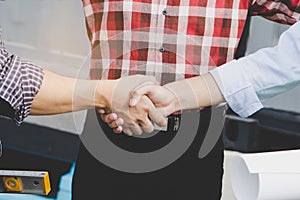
[223,107,300,153]
[0,116,80,198]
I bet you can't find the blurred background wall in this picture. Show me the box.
[0,0,91,134]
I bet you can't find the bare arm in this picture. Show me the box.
[30,71,166,135]
[30,70,114,115]
[129,73,225,117]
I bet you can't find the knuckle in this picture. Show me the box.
[145,126,154,133]
[159,118,167,126]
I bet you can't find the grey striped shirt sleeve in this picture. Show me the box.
[0,37,44,125]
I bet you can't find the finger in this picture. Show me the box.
[142,123,154,134]
[148,106,167,128]
[130,123,143,136]
[129,84,156,106]
[102,113,118,123]
[123,127,133,136]
[116,118,124,126]
[97,107,112,114]
[138,118,154,133]
[97,108,106,114]
[113,126,123,134]
[108,118,124,128]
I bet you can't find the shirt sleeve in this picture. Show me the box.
[0,35,44,125]
[250,0,300,25]
[210,21,300,118]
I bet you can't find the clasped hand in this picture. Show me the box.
[98,75,179,136]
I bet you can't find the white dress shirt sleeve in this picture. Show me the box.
[210,21,300,118]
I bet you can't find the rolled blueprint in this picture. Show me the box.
[229,149,300,200]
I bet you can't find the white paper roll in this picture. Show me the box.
[229,149,300,200]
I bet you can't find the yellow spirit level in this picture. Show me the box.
[0,170,51,195]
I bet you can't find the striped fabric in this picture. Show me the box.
[0,29,44,125]
[82,0,300,84]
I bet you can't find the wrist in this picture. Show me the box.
[163,87,181,115]
[95,79,118,109]
[164,80,199,112]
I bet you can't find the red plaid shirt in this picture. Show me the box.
[82,0,300,84]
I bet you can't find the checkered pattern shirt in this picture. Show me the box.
[83,0,300,84]
[0,28,44,125]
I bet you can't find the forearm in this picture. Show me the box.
[164,73,225,113]
[30,70,115,115]
[0,33,115,121]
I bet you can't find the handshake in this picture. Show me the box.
[96,75,179,136]
[91,73,224,136]
[30,71,224,135]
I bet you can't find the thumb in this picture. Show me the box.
[129,84,156,107]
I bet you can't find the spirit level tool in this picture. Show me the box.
[0,170,51,195]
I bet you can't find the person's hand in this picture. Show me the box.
[97,75,167,136]
[122,95,168,135]
[101,94,169,135]
[130,77,210,114]
[102,84,179,134]
[100,112,124,133]
[101,74,225,134]
[129,84,179,117]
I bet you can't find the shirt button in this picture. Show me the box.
[162,9,167,15]
[159,47,165,53]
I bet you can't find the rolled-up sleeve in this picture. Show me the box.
[0,40,44,125]
[210,21,300,118]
